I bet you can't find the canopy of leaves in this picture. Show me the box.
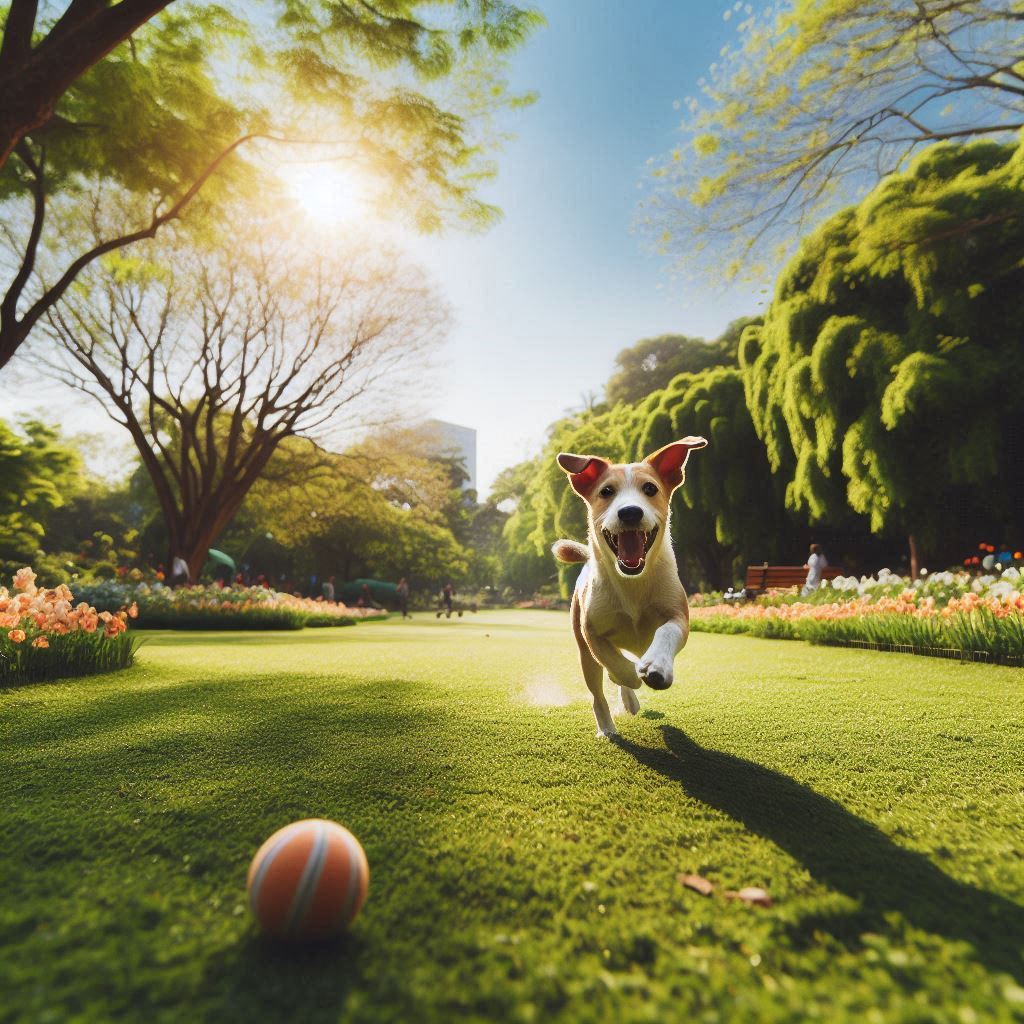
[740,137,1024,552]
[0,417,82,571]
[0,1,541,370]
[228,431,471,588]
[644,0,1024,279]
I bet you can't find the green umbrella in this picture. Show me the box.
[207,549,236,573]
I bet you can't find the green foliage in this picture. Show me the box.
[604,317,759,406]
[501,362,786,593]
[0,418,83,573]
[222,432,473,589]
[0,629,139,686]
[740,138,1024,558]
[632,367,788,588]
[2,1,542,227]
[645,0,1024,278]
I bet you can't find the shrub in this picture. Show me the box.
[74,581,368,630]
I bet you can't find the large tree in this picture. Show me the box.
[645,0,1024,278]
[0,1,540,370]
[40,215,447,577]
[740,138,1024,574]
[234,437,471,589]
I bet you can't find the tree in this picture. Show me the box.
[41,215,447,577]
[645,0,1024,278]
[605,334,727,406]
[0,416,83,572]
[629,367,788,590]
[229,430,470,588]
[604,317,761,406]
[740,138,1024,574]
[0,1,541,370]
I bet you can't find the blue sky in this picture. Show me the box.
[399,0,763,492]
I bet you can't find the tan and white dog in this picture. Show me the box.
[552,437,708,738]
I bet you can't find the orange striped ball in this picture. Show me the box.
[247,819,369,940]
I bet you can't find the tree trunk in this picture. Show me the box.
[908,533,920,579]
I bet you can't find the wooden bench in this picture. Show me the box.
[742,563,844,596]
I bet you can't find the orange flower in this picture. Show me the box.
[7,629,26,643]
[31,636,49,649]
[128,602,139,619]
[13,567,36,591]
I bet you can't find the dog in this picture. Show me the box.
[551,437,707,737]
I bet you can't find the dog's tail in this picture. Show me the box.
[552,539,589,564]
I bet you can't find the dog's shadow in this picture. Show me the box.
[615,726,1024,982]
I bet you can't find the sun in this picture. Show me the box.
[280,162,368,224]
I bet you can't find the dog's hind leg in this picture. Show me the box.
[573,596,617,738]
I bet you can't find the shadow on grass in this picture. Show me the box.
[199,932,369,1024]
[616,725,1024,983]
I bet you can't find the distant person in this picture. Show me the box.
[440,581,455,619]
[322,575,336,602]
[360,583,381,610]
[996,543,1014,569]
[802,544,827,595]
[396,577,410,618]
[171,555,190,588]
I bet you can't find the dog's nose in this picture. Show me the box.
[617,505,644,524]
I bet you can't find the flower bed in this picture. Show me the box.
[0,568,138,685]
[691,569,1024,664]
[72,581,380,631]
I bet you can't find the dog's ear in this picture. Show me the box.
[556,453,609,497]
[645,436,707,490]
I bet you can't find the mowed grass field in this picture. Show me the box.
[2,611,1023,1024]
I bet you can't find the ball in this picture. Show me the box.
[247,818,369,940]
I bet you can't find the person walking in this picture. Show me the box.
[322,575,336,602]
[396,577,410,618]
[802,543,828,595]
[441,581,455,619]
[171,555,190,588]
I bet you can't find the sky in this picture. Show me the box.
[1,0,763,494]
[400,0,763,493]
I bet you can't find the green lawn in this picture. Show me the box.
[2,611,1023,1023]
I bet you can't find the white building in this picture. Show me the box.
[424,419,477,493]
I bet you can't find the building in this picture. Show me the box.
[423,419,477,494]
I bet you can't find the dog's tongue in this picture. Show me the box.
[618,530,645,567]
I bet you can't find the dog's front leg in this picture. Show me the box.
[637,618,686,690]
[585,631,641,691]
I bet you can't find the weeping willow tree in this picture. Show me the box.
[740,138,1024,574]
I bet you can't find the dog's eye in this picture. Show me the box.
[642,482,659,497]
[599,485,615,498]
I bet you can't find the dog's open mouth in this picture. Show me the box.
[602,526,658,576]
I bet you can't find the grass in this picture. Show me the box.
[2,610,1023,1023]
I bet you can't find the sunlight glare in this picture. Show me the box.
[282,162,368,225]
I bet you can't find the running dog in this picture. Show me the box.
[552,437,707,737]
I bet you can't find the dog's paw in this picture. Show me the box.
[596,725,620,739]
[637,656,674,691]
[619,686,641,716]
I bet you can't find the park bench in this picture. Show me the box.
[740,563,844,598]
